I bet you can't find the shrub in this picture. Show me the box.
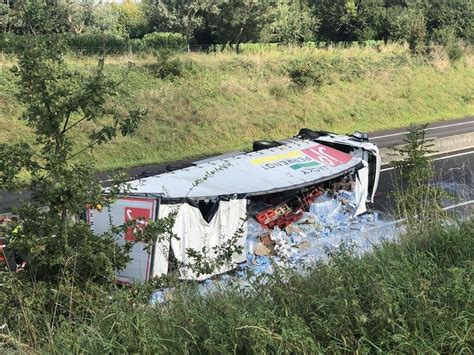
[446,43,464,62]
[142,32,187,51]
[2,219,472,353]
[286,56,374,88]
[431,27,464,62]
[286,57,329,88]
[390,124,447,228]
[0,33,23,53]
[146,49,194,79]
[66,33,128,54]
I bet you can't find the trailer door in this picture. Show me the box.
[87,197,157,283]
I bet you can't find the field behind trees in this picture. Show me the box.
[0,43,473,171]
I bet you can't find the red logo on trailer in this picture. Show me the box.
[124,207,151,241]
[302,144,352,166]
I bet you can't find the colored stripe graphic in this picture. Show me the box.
[290,161,320,170]
[251,150,303,165]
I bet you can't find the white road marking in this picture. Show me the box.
[443,200,474,211]
[371,121,473,140]
[380,150,474,172]
[376,200,474,227]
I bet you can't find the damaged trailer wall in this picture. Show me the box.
[152,198,248,281]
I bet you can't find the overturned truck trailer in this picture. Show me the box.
[88,129,381,283]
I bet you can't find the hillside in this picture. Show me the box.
[0,44,473,171]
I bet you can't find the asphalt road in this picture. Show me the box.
[369,116,474,148]
[373,149,473,212]
[1,116,473,214]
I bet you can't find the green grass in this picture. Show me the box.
[2,219,472,353]
[0,44,473,172]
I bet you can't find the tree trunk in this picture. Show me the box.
[235,27,244,53]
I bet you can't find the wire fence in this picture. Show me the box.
[0,34,386,56]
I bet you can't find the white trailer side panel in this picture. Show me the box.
[87,197,157,283]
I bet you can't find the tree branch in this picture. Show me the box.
[68,142,96,161]
[62,115,91,135]
[61,112,72,135]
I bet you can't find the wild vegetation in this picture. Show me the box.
[1,1,473,50]
[0,2,473,353]
[0,43,473,171]
[1,1,472,171]
[1,218,472,353]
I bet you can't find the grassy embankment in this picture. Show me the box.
[1,219,472,353]
[0,44,473,172]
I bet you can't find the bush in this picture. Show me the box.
[0,33,23,53]
[286,53,410,88]
[66,33,129,55]
[286,57,329,88]
[146,49,194,79]
[2,33,187,55]
[431,27,464,62]
[286,56,370,88]
[2,219,472,353]
[142,32,187,51]
[446,43,464,62]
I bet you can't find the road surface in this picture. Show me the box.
[1,116,473,214]
[369,116,473,148]
[374,148,473,212]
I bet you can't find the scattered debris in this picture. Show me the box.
[150,288,175,305]
[151,189,399,305]
[256,187,324,229]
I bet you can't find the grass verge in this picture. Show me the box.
[0,218,472,353]
[0,44,473,172]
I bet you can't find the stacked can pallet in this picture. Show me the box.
[256,187,324,229]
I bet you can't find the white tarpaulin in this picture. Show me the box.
[354,161,369,216]
[152,199,248,280]
[129,139,362,199]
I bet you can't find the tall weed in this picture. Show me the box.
[1,219,472,353]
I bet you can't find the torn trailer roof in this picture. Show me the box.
[128,138,365,200]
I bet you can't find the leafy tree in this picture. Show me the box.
[59,1,126,36]
[404,7,427,53]
[352,0,386,41]
[0,2,13,33]
[384,4,427,53]
[311,0,359,41]
[88,3,123,35]
[144,0,218,44]
[0,1,146,284]
[426,0,474,42]
[68,0,95,34]
[208,0,276,50]
[116,0,147,38]
[264,0,319,44]
[8,0,73,34]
